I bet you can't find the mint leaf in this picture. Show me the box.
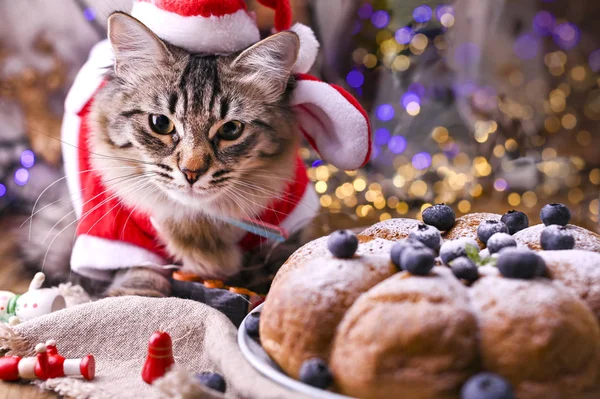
[465,244,481,263]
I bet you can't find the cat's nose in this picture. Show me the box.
[179,165,209,185]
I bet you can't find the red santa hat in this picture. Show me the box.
[131,0,319,74]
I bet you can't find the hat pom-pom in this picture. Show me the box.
[290,23,320,74]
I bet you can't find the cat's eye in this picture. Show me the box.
[149,114,175,135]
[217,121,244,140]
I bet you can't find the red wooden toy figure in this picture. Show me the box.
[142,331,175,384]
[0,340,95,381]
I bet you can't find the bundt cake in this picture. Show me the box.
[254,204,600,399]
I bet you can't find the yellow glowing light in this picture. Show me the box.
[360,204,374,218]
[571,65,586,81]
[353,178,367,192]
[493,145,506,158]
[541,148,557,161]
[458,200,471,213]
[421,203,432,213]
[380,212,392,222]
[561,114,577,129]
[570,156,585,170]
[508,193,521,206]
[549,96,566,113]
[474,130,489,143]
[352,48,368,64]
[531,135,546,146]
[522,191,537,208]
[396,202,409,214]
[320,195,332,207]
[392,55,410,72]
[365,190,377,202]
[433,35,447,50]
[590,169,600,185]
[411,33,428,51]
[363,53,378,68]
[381,39,399,56]
[344,196,357,208]
[393,175,406,188]
[577,130,592,145]
[387,196,399,209]
[470,184,483,197]
[344,169,355,176]
[315,181,327,193]
[369,183,382,191]
[376,30,393,44]
[410,180,428,197]
[374,197,387,210]
[316,165,330,181]
[590,199,599,215]
[299,147,311,159]
[406,102,420,116]
[568,188,584,204]
[440,13,455,27]
[505,139,518,152]
[453,153,470,167]
[329,199,341,213]
[544,116,561,133]
[432,127,449,143]
[341,183,355,197]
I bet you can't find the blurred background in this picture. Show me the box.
[0,0,599,290]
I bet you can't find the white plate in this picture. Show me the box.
[238,303,354,399]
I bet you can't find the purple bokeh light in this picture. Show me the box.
[371,145,380,160]
[311,160,323,167]
[435,5,454,20]
[371,10,390,29]
[553,22,580,50]
[374,128,391,145]
[395,27,414,44]
[413,5,432,23]
[357,3,373,20]
[589,49,600,72]
[401,93,420,109]
[494,179,508,191]
[351,20,362,35]
[376,104,395,121]
[443,143,460,158]
[14,168,29,186]
[412,152,432,170]
[346,70,364,88]
[20,150,35,168]
[514,34,540,60]
[83,8,96,21]
[533,11,554,36]
[408,82,426,97]
[388,136,407,154]
[0,184,5,197]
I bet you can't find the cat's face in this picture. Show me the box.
[91,13,300,211]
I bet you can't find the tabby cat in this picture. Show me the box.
[87,12,305,296]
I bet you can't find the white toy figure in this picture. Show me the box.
[0,273,66,325]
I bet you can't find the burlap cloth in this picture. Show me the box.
[0,293,311,399]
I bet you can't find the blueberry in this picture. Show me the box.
[497,248,546,280]
[195,372,226,393]
[245,312,260,339]
[500,210,529,235]
[390,239,426,270]
[486,233,517,254]
[409,223,442,251]
[299,358,333,389]
[461,372,514,399]
[400,247,435,276]
[422,204,456,231]
[540,203,571,226]
[440,238,480,265]
[327,230,359,258]
[477,220,509,245]
[541,225,575,250]
[450,256,479,283]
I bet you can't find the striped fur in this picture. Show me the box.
[92,13,302,296]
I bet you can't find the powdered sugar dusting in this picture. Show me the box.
[360,218,419,241]
[514,224,600,252]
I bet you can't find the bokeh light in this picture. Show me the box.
[374,128,391,145]
[513,34,540,60]
[388,136,407,154]
[412,152,432,170]
[346,70,364,88]
[0,184,6,197]
[376,104,395,121]
[395,27,414,45]
[553,22,580,50]
[371,10,390,29]
[14,168,29,186]
[413,5,432,23]
[20,150,35,168]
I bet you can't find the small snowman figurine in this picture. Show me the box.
[0,273,66,325]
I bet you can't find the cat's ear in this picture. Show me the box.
[107,12,172,78]
[231,31,300,100]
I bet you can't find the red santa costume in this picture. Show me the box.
[61,0,372,282]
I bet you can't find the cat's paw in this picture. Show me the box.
[105,267,172,298]
[183,245,243,279]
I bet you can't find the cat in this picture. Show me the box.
[78,12,311,297]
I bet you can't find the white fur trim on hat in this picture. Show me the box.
[290,23,319,74]
[292,78,370,170]
[131,2,260,54]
